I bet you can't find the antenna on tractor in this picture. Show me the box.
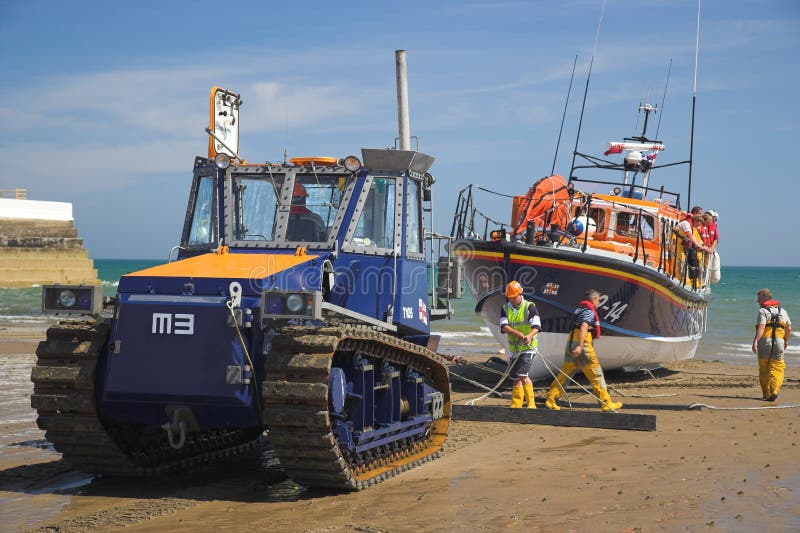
[283,112,289,164]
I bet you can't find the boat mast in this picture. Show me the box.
[654,59,672,141]
[687,0,701,209]
[551,55,578,176]
[568,0,606,185]
[637,103,656,191]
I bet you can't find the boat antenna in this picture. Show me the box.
[687,0,701,209]
[569,0,606,185]
[551,54,578,176]
[654,58,672,140]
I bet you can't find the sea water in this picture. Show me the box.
[0,262,797,366]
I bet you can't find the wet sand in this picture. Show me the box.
[1,336,799,532]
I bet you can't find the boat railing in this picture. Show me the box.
[570,151,685,208]
[451,184,510,240]
[0,188,27,200]
[450,184,710,295]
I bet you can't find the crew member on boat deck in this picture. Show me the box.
[499,281,541,409]
[699,214,712,247]
[752,289,792,402]
[544,289,623,412]
[675,213,710,280]
[705,210,719,251]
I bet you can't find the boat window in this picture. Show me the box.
[615,211,655,240]
[188,176,216,245]
[588,208,606,231]
[353,177,397,249]
[406,178,423,254]
[233,175,283,241]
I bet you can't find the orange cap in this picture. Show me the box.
[505,281,523,298]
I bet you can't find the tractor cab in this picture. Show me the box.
[164,87,458,338]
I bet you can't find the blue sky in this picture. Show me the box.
[1,1,798,265]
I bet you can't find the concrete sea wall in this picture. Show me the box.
[0,218,99,288]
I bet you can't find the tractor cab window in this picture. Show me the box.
[187,176,216,245]
[233,175,283,241]
[406,178,422,254]
[285,175,348,243]
[352,177,397,249]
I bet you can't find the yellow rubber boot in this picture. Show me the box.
[598,388,622,412]
[510,385,524,408]
[523,383,536,409]
[544,386,561,410]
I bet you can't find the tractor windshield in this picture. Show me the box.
[231,172,351,246]
[286,175,348,243]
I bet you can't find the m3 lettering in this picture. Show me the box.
[151,313,195,335]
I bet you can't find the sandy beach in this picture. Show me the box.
[1,335,798,532]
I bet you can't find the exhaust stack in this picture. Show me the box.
[395,50,411,151]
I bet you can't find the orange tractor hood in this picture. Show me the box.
[125,251,319,280]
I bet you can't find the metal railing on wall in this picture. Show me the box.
[0,189,27,199]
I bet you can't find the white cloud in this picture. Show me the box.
[5,140,197,196]
[243,81,368,132]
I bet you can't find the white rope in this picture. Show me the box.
[538,354,615,410]
[449,370,506,398]
[689,403,800,411]
[464,355,516,406]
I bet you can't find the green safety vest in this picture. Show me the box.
[505,299,539,353]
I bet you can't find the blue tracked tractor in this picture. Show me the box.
[31,80,462,489]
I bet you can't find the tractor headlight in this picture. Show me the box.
[343,155,361,173]
[215,152,231,169]
[285,294,304,313]
[59,289,77,307]
[42,285,103,315]
[262,290,320,320]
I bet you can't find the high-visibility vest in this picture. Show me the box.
[505,299,538,353]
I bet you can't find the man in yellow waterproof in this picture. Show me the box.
[752,289,792,401]
[544,289,623,412]
[499,281,540,408]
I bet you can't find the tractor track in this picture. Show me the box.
[29,320,451,490]
[264,325,451,490]
[30,319,264,477]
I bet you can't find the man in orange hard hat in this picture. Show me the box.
[290,182,313,216]
[499,280,541,408]
[287,181,326,241]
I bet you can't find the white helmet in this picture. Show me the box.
[706,210,719,218]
